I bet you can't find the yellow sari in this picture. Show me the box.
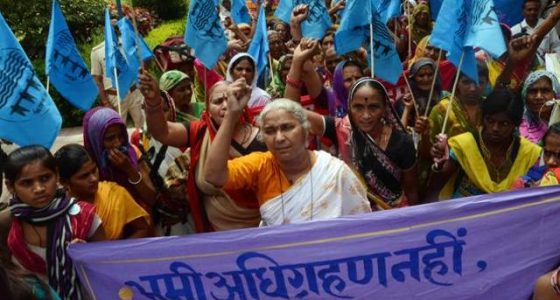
[94,181,151,240]
[440,133,541,199]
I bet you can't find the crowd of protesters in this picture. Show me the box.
[3,0,560,298]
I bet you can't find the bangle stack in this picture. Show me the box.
[144,98,162,113]
[286,76,303,89]
[128,172,143,185]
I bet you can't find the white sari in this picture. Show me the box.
[260,151,371,226]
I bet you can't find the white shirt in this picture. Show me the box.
[511,18,560,66]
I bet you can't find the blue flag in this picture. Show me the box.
[117,17,154,81]
[274,0,332,39]
[430,0,479,83]
[430,0,523,27]
[335,0,402,84]
[464,0,507,58]
[104,8,135,100]
[46,0,97,112]
[375,0,401,23]
[0,12,62,148]
[248,3,269,78]
[231,0,252,24]
[185,0,228,69]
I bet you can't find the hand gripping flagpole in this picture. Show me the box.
[402,74,420,119]
[423,50,443,118]
[432,50,464,171]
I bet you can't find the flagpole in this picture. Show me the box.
[406,3,412,59]
[129,0,144,72]
[268,53,274,83]
[46,77,50,93]
[423,50,443,118]
[113,67,123,115]
[370,22,374,79]
[440,50,464,135]
[402,74,420,119]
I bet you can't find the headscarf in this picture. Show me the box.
[407,57,442,114]
[8,189,95,299]
[521,70,560,124]
[82,107,140,199]
[225,53,271,109]
[159,70,190,92]
[408,35,430,67]
[267,54,292,98]
[410,3,432,44]
[332,60,364,117]
[344,78,408,204]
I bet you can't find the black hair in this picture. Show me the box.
[523,0,541,9]
[54,144,93,181]
[482,87,524,126]
[4,145,56,183]
[543,122,560,143]
[343,60,365,76]
[229,56,255,76]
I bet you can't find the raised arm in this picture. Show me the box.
[284,39,322,101]
[204,78,252,187]
[138,69,189,148]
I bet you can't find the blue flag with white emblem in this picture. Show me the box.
[274,0,332,39]
[335,0,402,84]
[185,0,228,69]
[0,12,62,148]
[104,8,135,100]
[375,0,401,23]
[430,0,523,27]
[430,0,478,83]
[431,0,506,83]
[117,17,154,82]
[248,3,269,77]
[231,0,252,24]
[46,0,97,112]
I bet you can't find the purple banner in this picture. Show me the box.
[69,187,560,299]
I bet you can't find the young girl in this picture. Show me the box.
[54,144,153,240]
[3,145,105,299]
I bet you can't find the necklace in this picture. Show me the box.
[276,151,314,224]
[236,124,251,145]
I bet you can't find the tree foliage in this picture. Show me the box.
[0,0,106,59]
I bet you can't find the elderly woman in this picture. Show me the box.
[226,53,271,112]
[159,70,199,121]
[139,69,266,233]
[83,107,157,211]
[408,3,433,45]
[204,79,371,226]
[396,57,446,128]
[519,70,560,144]
[430,88,542,200]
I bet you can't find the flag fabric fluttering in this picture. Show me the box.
[46,0,98,111]
[275,0,332,39]
[0,12,62,148]
[185,0,228,69]
[104,8,136,100]
[335,0,402,84]
[231,0,252,24]
[430,0,523,27]
[375,0,401,23]
[117,17,154,78]
[430,0,506,83]
[248,3,269,77]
